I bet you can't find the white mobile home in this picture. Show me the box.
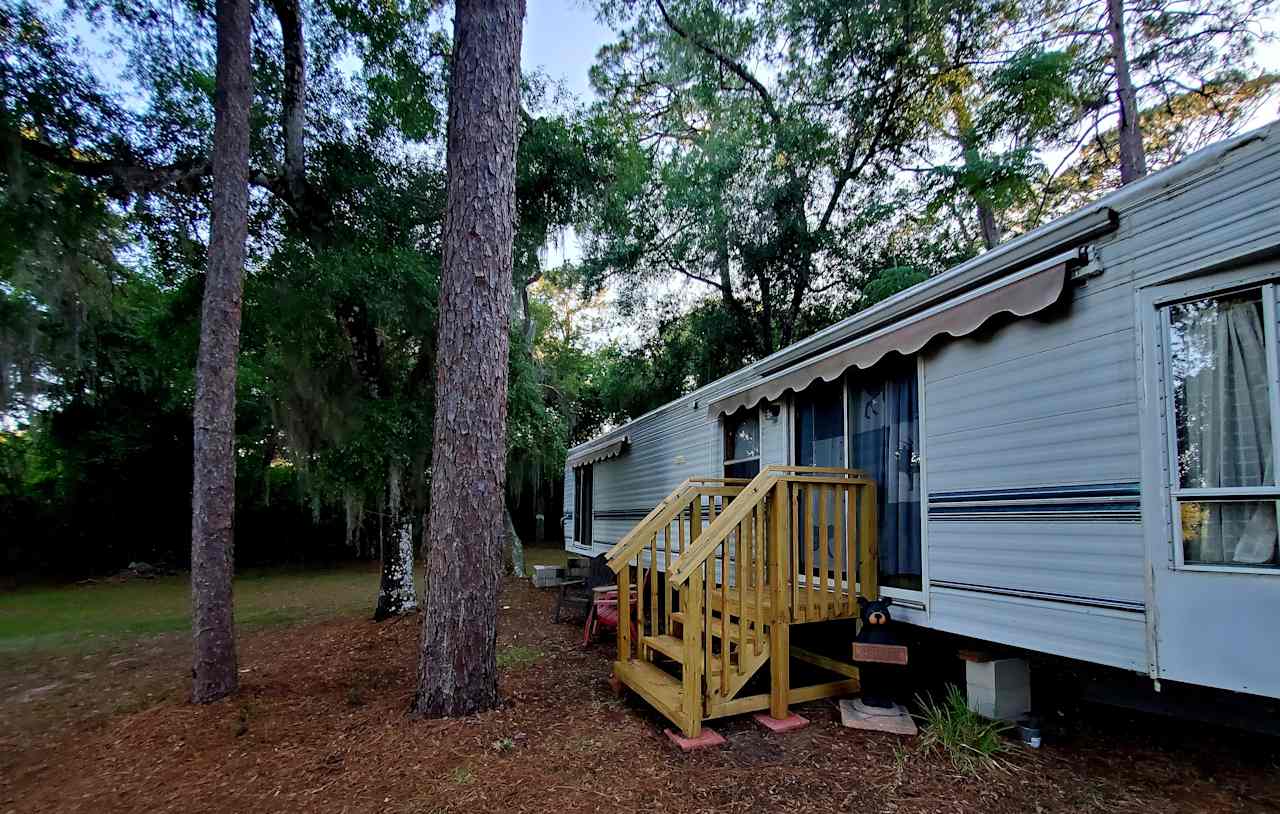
[564,123,1280,728]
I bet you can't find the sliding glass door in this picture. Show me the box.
[790,362,923,593]
[848,358,922,592]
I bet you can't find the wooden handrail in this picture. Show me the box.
[666,468,874,587]
[604,480,693,564]
[605,480,748,573]
[667,471,780,586]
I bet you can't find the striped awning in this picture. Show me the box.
[708,259,1073,417]
[567,436,629,468]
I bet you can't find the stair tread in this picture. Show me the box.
[619,659,683,704]
[643,634,685,662]
[707,589,773,610]
[669,612,762,642]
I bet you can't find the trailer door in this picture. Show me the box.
[1140,263,1280,698]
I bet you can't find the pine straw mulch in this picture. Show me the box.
[3,578,1279,814]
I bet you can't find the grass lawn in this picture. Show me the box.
[0,566,383,655]
[0,546,568,656]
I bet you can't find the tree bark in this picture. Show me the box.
[1105,0,1147,184]
[375,462,418,620]
[269,0,307,199]
[413,0,524,718]
[977,202,1002,250]
[190,0,252,705]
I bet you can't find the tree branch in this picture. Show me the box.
[14,134,211,199]
[268,0,307,196]
[653,0,782,127]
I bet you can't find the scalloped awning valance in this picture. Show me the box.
[707,259,1073,417]
[567,436,629,468]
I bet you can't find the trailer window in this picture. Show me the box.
[724,410,761,479]
[795,378,845,469]
[1165,287,1279,568]
[573,465,594,547]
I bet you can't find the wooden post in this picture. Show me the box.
[834,485,846,616]
[769,619,790,720]
[681,580,703,738]
[771,480,790,623]
[649,533,659,636]
[789,484,800,622]
[747,506,757,660]
[769,480,791,720]
[805,486,815,621]
[735,522,745,670]
[817,484,829,620]
[692,496,703,545]
[844,485,856,616]
[859,483,879,601]
[618,562,632,662]
[719,537,729,697]
[664,525,672,633]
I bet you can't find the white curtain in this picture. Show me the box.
[1177,294,1277,564]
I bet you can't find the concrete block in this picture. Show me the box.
[964,657,1030,721]
[532,565,565,588]
[965,657,1030,691]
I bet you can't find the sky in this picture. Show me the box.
[521,0,616,102]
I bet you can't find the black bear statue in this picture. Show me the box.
[853,596,904,709]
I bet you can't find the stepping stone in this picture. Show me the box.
[839,698,918,735]
[664,727,726,751]
[753,711,809,733]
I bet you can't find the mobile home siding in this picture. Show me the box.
[921,259,1149,668]
[565,366,785,553]
[928,587,1148,671]
[564,124,1280,686]
[919,127,1280,672]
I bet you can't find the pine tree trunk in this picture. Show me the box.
[375,462,417,620]
[190,0,252,705]
[1105,0,1147,184]
[413,0,524,719]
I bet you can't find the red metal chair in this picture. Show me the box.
[583,569,644,647]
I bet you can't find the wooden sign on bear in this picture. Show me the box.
[851,642,909,665]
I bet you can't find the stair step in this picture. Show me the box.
[643,634,685,662]
[670,612,761,643]
[615,659,685,723]
[707,589,773,616]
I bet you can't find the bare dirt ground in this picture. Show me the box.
[2,576,1278,813]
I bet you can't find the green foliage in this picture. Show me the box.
[863,267,930,308]
[915,685,1014,774]
[1042,73,1280,218]
[3,0,1274,582]
[582,0,1002,354]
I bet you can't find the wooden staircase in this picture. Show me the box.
[605,466,879,737]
